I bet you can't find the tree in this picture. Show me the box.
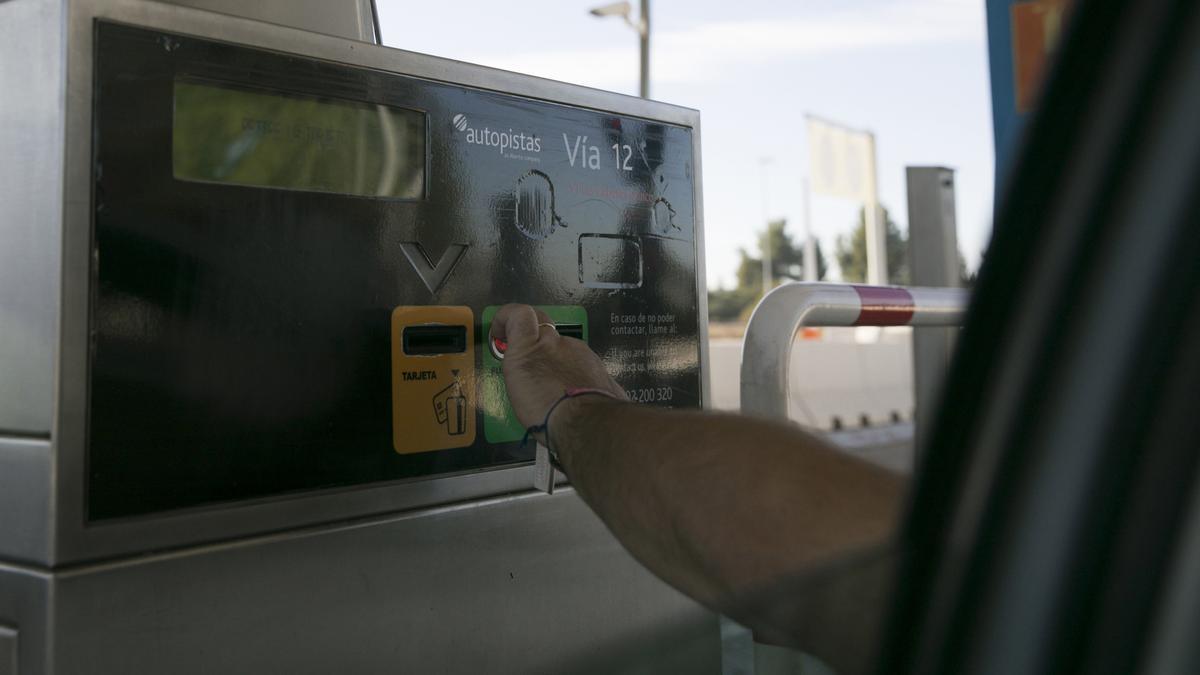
[762,218,828,284]
[834,206,909,284]
[707,283,759,322]
[736,219,828,290]
[709,219,826,321]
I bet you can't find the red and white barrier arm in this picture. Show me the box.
[739,282,969,422]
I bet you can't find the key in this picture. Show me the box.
[534,442,556,494]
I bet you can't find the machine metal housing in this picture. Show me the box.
[0,0,715,672]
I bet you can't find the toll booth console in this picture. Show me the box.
[0,2,713,671]
[82,21,705,520]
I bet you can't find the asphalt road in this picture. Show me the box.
[707,336,916,474]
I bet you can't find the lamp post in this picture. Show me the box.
[588,0,650,99]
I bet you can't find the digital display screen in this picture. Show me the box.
[173,80,426,198]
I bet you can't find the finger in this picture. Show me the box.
[492,305,556,343]
[490,304,540,351]
[527,309,563,356]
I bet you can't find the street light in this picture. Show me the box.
[588,0,650,99]
[589,1,631,17]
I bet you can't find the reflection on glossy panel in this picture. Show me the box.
[173,79,426,198]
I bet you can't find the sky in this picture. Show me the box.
[377,0,996,289]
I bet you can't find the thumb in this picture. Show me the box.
[490,304,541,353]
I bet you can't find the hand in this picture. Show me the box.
[489,304,627,437]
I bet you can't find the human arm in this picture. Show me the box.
[490,304,907,615]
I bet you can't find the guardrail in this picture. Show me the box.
[740,282,969,423]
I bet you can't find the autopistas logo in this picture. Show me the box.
[451,113,542,155]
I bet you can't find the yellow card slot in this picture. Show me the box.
[390,306,475,454]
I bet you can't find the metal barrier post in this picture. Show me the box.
[740,282,968,423]
[736,281,968,675]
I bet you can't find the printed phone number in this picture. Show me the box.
[625,387,674,403]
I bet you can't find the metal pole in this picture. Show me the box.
[864,132,887,285]
[906,166,961,457]
[760,157,774,292]
[639,0,650,98]
[741,282,968,423]
[739,281,968,674]
[803,177,818,281]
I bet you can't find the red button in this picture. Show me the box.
[490,336,507,360]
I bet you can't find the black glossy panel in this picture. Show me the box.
[89,22,700,520]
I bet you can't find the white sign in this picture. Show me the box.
[807,116,875,202]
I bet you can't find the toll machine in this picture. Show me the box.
[0,0,716,672]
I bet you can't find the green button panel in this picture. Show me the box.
[480,305,588,443]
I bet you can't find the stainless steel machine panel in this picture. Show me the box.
[0,2,716,672]
[49,494,719,674]
[0,492,719,675]
[0,0,708,565]
[156,0,377,41]
[0,0,65,437]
